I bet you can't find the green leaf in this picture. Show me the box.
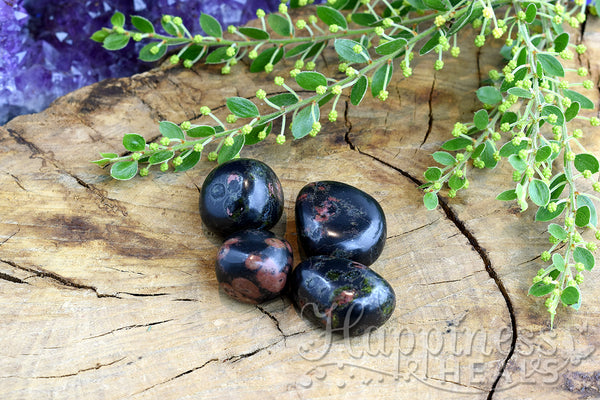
[577,194,597,227]
[123,133,146,152]
[536,202,566,222]
[473,109,489,130]
[250,47,283,73]
[496,189,517,201]
[226,97,259,118]
[507,87,532,99]
[553,253,565,272]
[159,121,184,140]
[542,105,565,126]
[529,179,550,207]
[432,151,455,166]
[292,103,320,139]
[350,75,368,106]
[187,125,215,138]
[508,154,527,173]
[405,0,426,9]
[239,27,270,40]
[525,3,537,23]
[285,43,313,58]
[500,140,527,157]
[448,174,466,190]
[371,62,393,98]
[110,161,138,180]
[548,223,568,240]
[565,101,580,122]
[200,13,223,37]
[535,146,552,162]
[103,33,130,50]
[537,53,564,77]
[423,0,450,11]
[501,111,518,126]
[574,153,600,174]
[316,5,347,28]
[180,45,205,62]
[563,89,595,110]
[139,42,166,62]
[576,205,591,227]
[441,137,472,151]
[424,167,442,182]
[423,192,439,210]
[305,41,327,59]
[90,29,110,43]
[351,13,378,26]
[161,17,179,35]
[376,38,407,55]
[268,13,292,37]
[550,173,567,200]
[100,152,118,159]
[218,135,245,164]
[419,31,441,55]
[148,150,174,165]
[295,71,328,91]
[476,86,502,105]
[111,11,125,27]
[480,140,498,169]
[574,246,595,270]
[554,32,570,53]
[175,149,201,172]
[324,0,350,9]
[528,281,555,297]
[268,93,299,107]
[472,143,485,159]
[334,39,370,63]
[205,47,232,64]
[245,123,272,145]
[131,15,154,33]
[561,286,580,306]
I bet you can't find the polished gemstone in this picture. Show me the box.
[200,159,284,236]
[295,181,386,266]
[216,229,293,304]
[288,256,396,336]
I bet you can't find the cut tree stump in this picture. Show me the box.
[1,8,599,400]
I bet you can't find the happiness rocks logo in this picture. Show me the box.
[293,313,595,394]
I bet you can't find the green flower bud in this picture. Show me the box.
[172,156,183,166]
[256,8,266,18]
[248,50,258,59]
[296,19,307,29]
[208,151,218,161]
[131,152,142,161]
[224,136,234,147]
[541,251,551,261]
[590,117,600,126]
[149,142,159,151]
[329,24,340,33]
[160,162,169,172]
[160,137,171,146]
[434,60,444,70]
[474,35,485,47]
[150,45,160,55]
[241,124,252,135]
[221,65,231,75]
[316,85,327,95]
[306,61,316,70]
[139,167,149,177]
[274,76,284,86]
[193,35,203,43]
[583,170,593,179]
[276,134,286,144]
[328,110,338,122]
[226,114,238,124]
[169,55,180,65]
[264,63,274,73]
[133,33,143,42]
[256,89,267,100]
[295,59,305,69]
[183,59,193,69]
[377,90,389,101]
[587,242,597,252]
[193,143,204,152]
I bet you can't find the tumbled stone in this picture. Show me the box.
[288,256,396,336]
[216,229,293,304]
[295,181,386,266]
[199,158,284,237]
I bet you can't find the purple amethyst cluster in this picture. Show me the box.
[0,0,282,125]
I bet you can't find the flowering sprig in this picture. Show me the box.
[92,0,598,325]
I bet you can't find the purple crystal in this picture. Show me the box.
[0,0,294,125]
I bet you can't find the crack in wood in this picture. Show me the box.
[342,133,517,400]
[131,358,219,396]
[84,319,174,340]
[420,73,437,147]
[0,271,28,285]
[0,258,119,298]
[256,304,286,345]
[28,357,126,379]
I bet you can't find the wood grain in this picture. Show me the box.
[1,9,599,400]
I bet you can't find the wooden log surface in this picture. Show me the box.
[1,9,599,400]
